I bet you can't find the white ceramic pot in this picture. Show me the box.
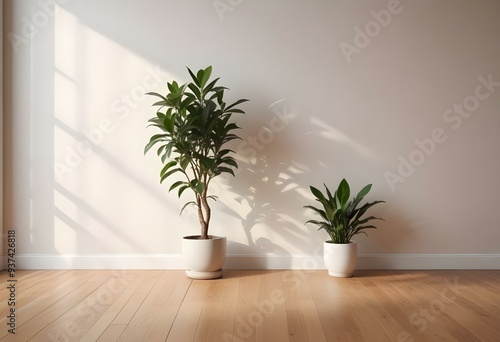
[324,241,358,277]
[182,235,226,279]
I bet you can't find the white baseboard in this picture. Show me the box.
[6,253,500,270]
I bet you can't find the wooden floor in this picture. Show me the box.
[0,270,499,341]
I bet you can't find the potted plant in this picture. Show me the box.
[145,66,248,279]
[304,178,384,277]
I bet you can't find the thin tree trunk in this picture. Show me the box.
[197,193,211,239]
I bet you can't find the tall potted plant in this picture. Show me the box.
[305,179,384,277]
[145,66,248,279]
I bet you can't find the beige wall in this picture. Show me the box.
[3,0,500,269]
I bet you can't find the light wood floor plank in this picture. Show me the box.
[80,288,136,342]
[283,278,313,341]
[394,271,482,341]
[371,270,459,341]
[415,271,500,341]
[97,324,127,342]
[356,272,428,341]
[231,269,262,342]
[119,270,189,342]
[457,270,500,302]
[345,276,400,341]
[165,278,210,342]
[111,270,162,325]
[193,277,225,341]
[1,269,499,342]
[307,270,363,341]
[255,270,289,342]
[212,269,241,342]
[27,273,124,342]
[282,270,327,341]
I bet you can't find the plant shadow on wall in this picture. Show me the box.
[211,98,323,260]
[209,97,410,263]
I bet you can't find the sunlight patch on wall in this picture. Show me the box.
[310,116,375,159]
[52,8,180,253]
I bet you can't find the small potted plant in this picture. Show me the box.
[145,66,248,279]
[305,178,384,277]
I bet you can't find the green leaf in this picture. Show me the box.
[190,180,203,194]
[225,98,249,112]
[160,160,177,177]
[188,83,201,100]
[180,157,191,170]
[217,166,235,176]
[199,66,212,88]
[220,157,238,168]
[164,143,174,158]
[144,134,168,154]
[169,180,185,192]
[310,186,326,203]
[181,96,195,109]
[355,201,385,221]
[167,81,175,93]
[337,179,350,207]
[187,67,200,87]
[146,92,168,102]
[324,184,334,203]
[156,145,166,156]
[325,205,334,221]
[203,77,220,94]
[304,205,328,221]
[217,149,234,158]
[160,168,182,183]
[178,185,190,198]
[225,108,246,114]
[356,184,372,201]
[161,152,168,164]
[152,100,167,107]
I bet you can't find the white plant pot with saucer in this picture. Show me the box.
[182,235,226,279]
[324,241,358,277]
